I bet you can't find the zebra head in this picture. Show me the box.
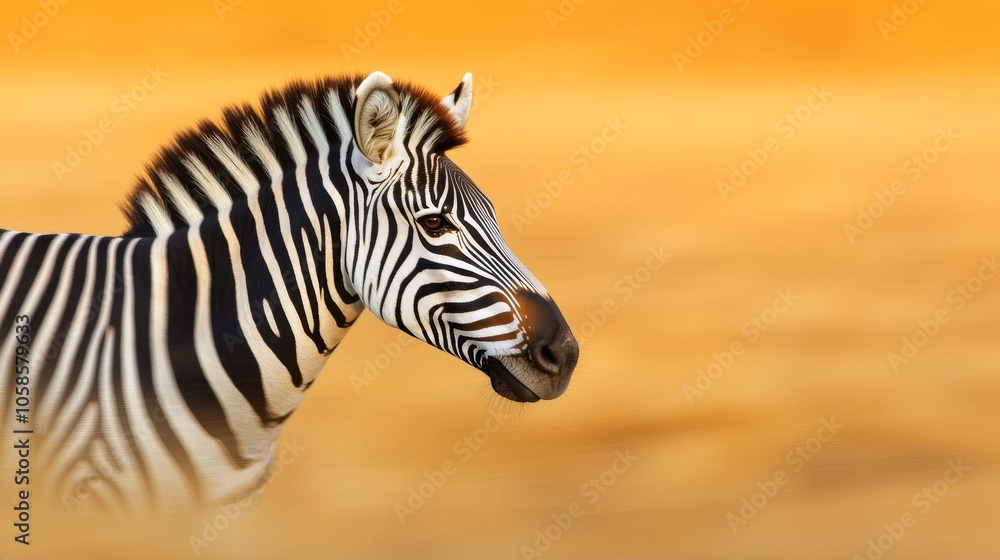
[345,71,579,402]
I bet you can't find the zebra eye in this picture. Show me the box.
[419,214,450,233]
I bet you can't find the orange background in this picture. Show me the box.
[2,0,999,558]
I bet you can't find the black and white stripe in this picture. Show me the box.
[0,71,578,513]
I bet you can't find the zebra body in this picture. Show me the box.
[0,72,578,513]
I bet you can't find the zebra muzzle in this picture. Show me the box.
[481,291,579,401]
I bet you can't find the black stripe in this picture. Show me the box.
[164,233,250,469]
[200,216,271,424]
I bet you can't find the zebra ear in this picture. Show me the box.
[441,72,474,128]
[354,71,401,164]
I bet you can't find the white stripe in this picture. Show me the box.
[261,298,279,336]
[138,192,174,236]
[447,302,511,326]
[183,155,233,209]
[207,135,259,195]
[118,238,191,511]
[159,172,202,225]
[244,123,282,178]
[276,106,307,165]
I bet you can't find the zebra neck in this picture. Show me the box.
[163,193,364,424]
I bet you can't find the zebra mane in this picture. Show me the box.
[120,74,467,237]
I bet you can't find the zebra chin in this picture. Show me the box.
[484,354,575,403]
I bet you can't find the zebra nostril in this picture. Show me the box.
[532,341,562,375]
[513,289,578,379]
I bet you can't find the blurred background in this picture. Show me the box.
[1,0,999,558]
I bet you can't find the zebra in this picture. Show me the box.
[0,71,579,515]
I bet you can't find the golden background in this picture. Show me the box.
[2,0,999,558]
